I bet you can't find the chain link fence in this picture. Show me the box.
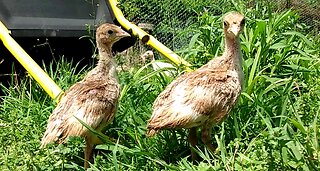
[117,0,319,68]
[269,0,320,33]
[119,0,227,51]
[117,0,231,68]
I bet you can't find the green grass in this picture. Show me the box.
[1,1,320,170]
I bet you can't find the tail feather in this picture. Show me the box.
[40,138,53,148]
[40,131,58,148]
[146,128,159,137]
[40,125,63,148]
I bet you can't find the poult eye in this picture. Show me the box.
[107,30,114,35]
[223,21,228,27]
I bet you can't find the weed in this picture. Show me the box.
[0,0,319,170]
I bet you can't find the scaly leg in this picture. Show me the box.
[201,125,216,153]
[188,127,198,161]
[84,137,94,169]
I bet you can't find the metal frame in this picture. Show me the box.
[108,0,192,71]
[0,21,63,101]
[0,0,192,101]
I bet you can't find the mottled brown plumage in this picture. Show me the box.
[40,23,130,168]
[146,12,245,159]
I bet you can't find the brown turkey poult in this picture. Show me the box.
[40,23,130,168]
[146,12,245,159]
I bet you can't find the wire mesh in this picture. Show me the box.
[119,0,319,50]
[117,0,230,68]
[119,1,190,51]
[117,0,319,69]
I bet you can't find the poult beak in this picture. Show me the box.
[117,30,131,38]
[229,25,240,36]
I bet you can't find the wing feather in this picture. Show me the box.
[41,79,119,147]
[147,69,230,133]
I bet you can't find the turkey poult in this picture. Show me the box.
[146,12,245,159]
[40,23,130,168]
[141,50,176,77]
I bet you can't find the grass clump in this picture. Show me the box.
[0,0,319,170]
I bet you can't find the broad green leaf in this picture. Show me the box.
[283,31,313,47]
[188,33,201,49]
[286,141,302,160]
[288,161,299,168]
[282,147,289,164]
[241,92,254,102]
[283,64,311,72]
[302,163,310,171]
[269,42,288,49]
[262,77,291,95]
[244,58,254,68]
[273,10,293,29]
[289,118,307,134]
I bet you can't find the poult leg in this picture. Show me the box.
[201,125,216,153]
[84,137,94,169]
[188,127,198,161]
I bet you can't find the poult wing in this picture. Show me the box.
[148,69,228,131]
[41,79,119,147]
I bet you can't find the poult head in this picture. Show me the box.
[96,23,130,50]
[223,12,245,39]
[141,50,154,63]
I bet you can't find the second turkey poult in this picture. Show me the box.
[40,23,130,168]
[146,12,245,159]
